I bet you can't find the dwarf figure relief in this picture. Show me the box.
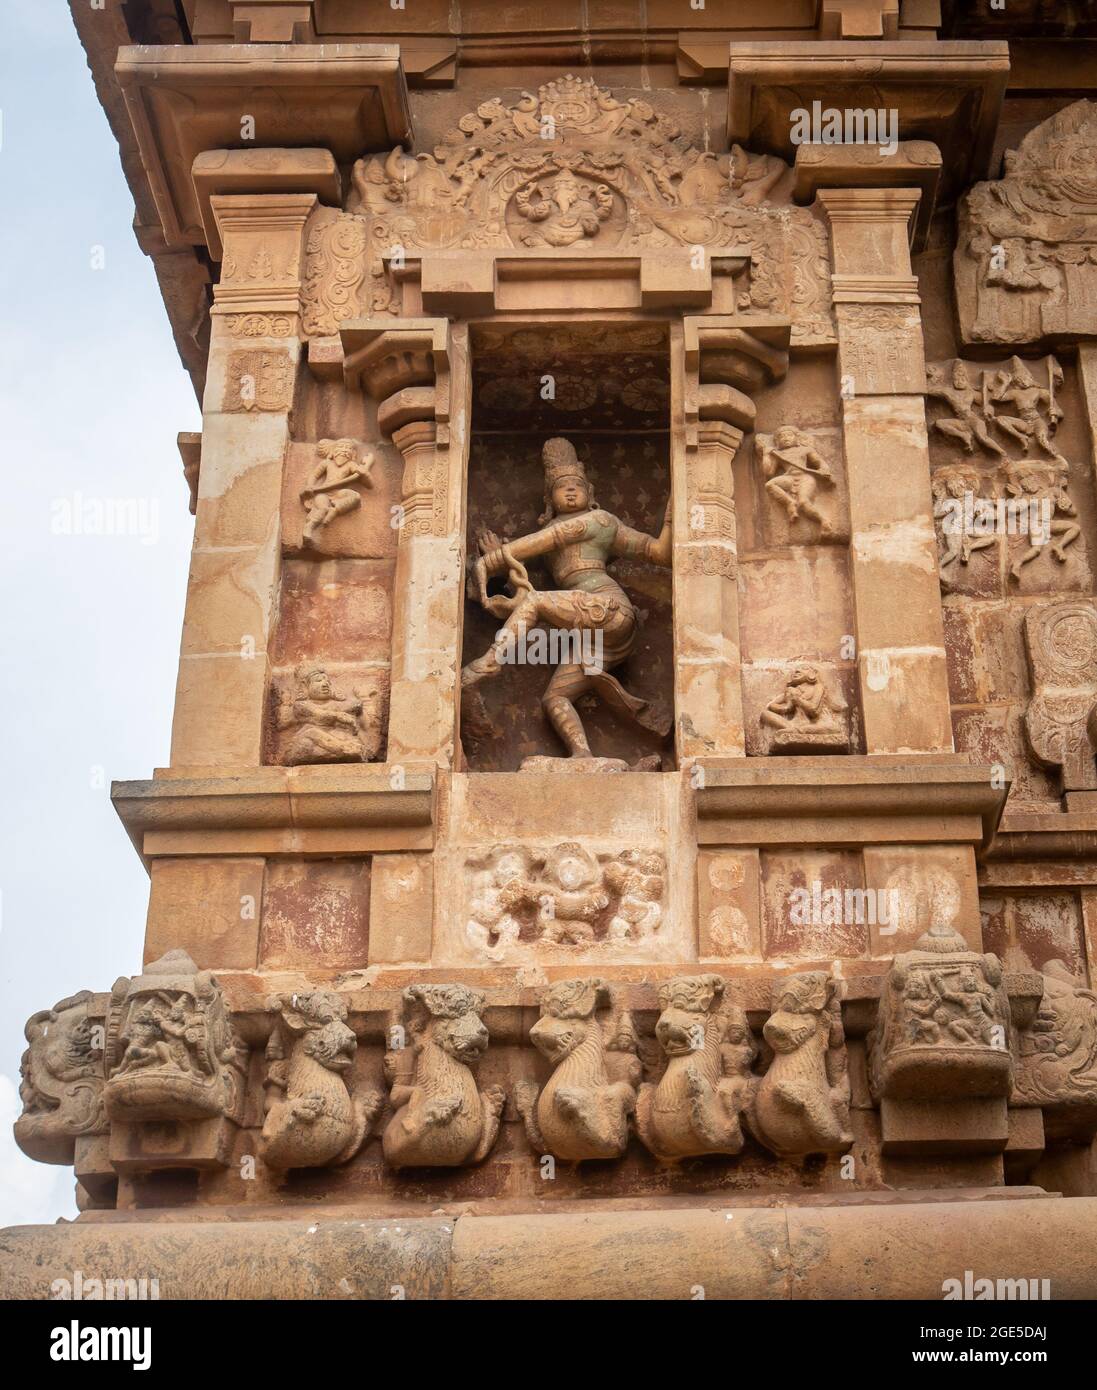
[1014,962,1097,1116]
[14,992,106,1166]
[299,438,374,547]
[462,437,672,767]
[755,427,837,541]
[277,663,381,765]
[535,842,610,945]
[465,847,539,957]
[516,977,640,1161]
[750,973,852,1159]
[604,849,666,941]
[464,843,668,959]
[867,925,1012,1104]
[636,974,755,1162]
[382,985,505,1169]
[259,992,383,1172]
[104,950,246,1125]
[759,665,849,754]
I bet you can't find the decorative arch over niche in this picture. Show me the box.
[301,76,834,344]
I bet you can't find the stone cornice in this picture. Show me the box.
[695,757,1007,850]
[111,767,435,862]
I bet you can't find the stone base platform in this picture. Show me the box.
[4,1195,1096,1299]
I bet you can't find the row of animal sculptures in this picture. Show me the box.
[30,927,1094,1178]
[260,971,853,1170]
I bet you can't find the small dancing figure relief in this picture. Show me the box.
[755,427,837,541]
[984,356,1066,467]
[299,438,374,548]
[926,362,1006,456]
[1005,461,1080,580]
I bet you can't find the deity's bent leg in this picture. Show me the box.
[461,594,542,687]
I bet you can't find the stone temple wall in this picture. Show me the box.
[6,0,1097,1300]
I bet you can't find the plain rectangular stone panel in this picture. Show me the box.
[368,852,433,963]
[787,1197,1097,1300]
[880,1097,1009,1156]
[0,1218,452,1300]
[450,1208,789,1300]
[145,856,264,969]
[260,856,371,968]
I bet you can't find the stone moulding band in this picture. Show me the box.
[4,1197,1096,1300]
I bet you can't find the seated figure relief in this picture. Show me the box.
[277,663,381,765]
[462,436,672,769]
[759,665,849,754]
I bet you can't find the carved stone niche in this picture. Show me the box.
[14,992,107,1167]
[1023,602,1097,797]
[956,100,1097,347]
[750,973,852,1160]
[868,925,1013,1156]
[1014,962,1097,1143]
[103,950,247,1172]
[260,992,383,1173]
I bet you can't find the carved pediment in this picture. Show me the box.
[302,76,833,343]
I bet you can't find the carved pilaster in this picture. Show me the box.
[819,187,952,756]
[673,316,789,760]
[341,317,469,765]
[172,191,316,769]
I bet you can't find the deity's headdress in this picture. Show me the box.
[540,437,595,523]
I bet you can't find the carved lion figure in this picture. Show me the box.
[750,972,852,1159]
[382,985,505,1168]
[259,992,383,1172]
[636,974,755,1161]
[516,977,640,1161]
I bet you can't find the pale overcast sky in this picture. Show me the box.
[0,5,201,1225]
